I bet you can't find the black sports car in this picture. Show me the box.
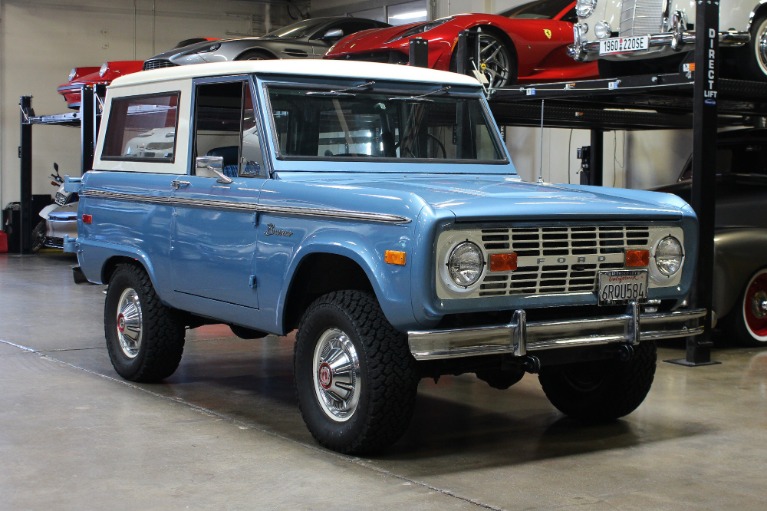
[143,17,390,69]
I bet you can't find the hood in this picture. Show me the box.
[276,173,694,222]
[327,22,426,54]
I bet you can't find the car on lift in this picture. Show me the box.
[57,61,144,109]
[569,0,765,80]
[142,17,390,69]
[324,0,598,88]
[655,128,767,345]
[57,38,218,109]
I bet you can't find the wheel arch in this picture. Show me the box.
[282,251,375,333]
[712,229,767,320]
[235,47,278,60]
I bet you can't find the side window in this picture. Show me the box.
[102,93,179,162]
[193,80,265,178]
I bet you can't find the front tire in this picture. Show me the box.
[734,268,767,346]
[104,264,185,382]
[538,342,656,422]
[294,290,419,454]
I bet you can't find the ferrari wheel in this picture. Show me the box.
[477,31,515,88]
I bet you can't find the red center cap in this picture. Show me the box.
[117,314,125,333]
[318,362,332,389]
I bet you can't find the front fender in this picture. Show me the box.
[713,229,767,320]
[275,227,416,331]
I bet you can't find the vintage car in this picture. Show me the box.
[570,0,765,80]
[325,0,598,88]
[57,39,218,109]
[655,128,767,346]
[66,59,704,454]
[142,17,390,69]
[57,61,144,109]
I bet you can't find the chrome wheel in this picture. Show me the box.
[312,328,361,422]
[478,32,512,88]
[742,269,767,342]
[755,17,767,78]
[115,287,143,359]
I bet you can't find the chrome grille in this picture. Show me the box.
[478,226,651,297]
[619,0,664,36]
[142,59,176,70]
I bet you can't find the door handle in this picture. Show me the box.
[171,180,191,190]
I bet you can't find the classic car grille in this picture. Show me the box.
[477,225,651,297]
[143,59,176,70]
[619,0,664,36]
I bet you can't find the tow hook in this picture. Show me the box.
[617,344,635,362]
[522,355,541,374]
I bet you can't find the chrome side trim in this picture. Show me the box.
[407,306,706,361]
[82,189,411,224]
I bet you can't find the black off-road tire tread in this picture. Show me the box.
[295,290,418,455]
[105,264,185,383]
[538,341,657,422]
[31,220,46,253]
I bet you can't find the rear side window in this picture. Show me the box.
[102,93,179,162]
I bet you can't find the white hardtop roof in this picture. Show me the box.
[109,59,483,89]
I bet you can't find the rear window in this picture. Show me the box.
[102,93,180,162]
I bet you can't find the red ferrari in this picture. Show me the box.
[57,61,144,109]
[325,0,597,87]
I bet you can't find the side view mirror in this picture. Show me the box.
[195,156,232,184]
[321,28,344,41]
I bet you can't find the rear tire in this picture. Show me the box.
[538,341,656,422]
[294,290,419,454]
[31,220,46,253]
[104,264,185,382]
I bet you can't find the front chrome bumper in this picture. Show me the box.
[570,26,749,62]
[408,304,706,361]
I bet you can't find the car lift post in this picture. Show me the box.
[409,38,428,68]
[19,96,33,254]
[669,0,719,366]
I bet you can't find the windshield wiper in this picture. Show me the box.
[388,85,451,102]
[306,81,376,97]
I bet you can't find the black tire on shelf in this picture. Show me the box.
[737,14,767,81]
[538,341,656,422]
[104,264,185,382]
[733,268,767,346]
[294,290,419,455]
[31,220,46,253]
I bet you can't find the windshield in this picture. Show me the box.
[266,84,506,163]
[262,18,331,39]
[501,0,572,19]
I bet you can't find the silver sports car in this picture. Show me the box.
[143,17,390,69]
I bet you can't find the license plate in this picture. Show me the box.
[598,270,648,305]
[599,36,649,55]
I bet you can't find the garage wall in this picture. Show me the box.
[0,0,308,208]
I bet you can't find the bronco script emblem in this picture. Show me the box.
[265,223,294,237]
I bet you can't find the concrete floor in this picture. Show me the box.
[1,252,766,510]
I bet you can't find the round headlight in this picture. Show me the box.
[654,236,684,277]
[99,63,109,77]
[447,241,484,288]
[594,21,612,39]
[575,0,597,18]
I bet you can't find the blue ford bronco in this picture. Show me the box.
[66,60,705,454]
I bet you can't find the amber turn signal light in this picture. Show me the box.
[384,250,407,266]
[489,252,517,272]
[625,249,650,267]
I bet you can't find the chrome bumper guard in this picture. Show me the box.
[570,29,749,62]
[407,304,706,361]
